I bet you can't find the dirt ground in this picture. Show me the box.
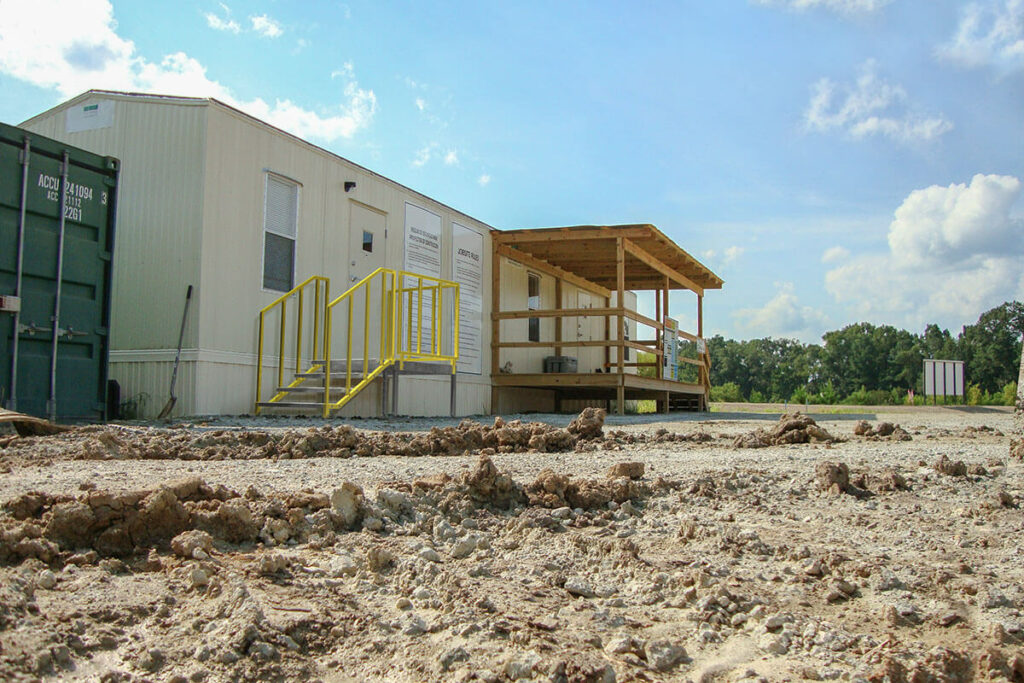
[0,405,1022,683]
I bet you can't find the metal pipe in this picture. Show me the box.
[6,137,30,410]
[46,151,70,422]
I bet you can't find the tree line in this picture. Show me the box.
[703,300,1022,406]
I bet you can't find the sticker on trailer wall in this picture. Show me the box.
[66,101,115,133]
[403,203,443,352]
[452,222,483,374]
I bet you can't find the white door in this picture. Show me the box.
[347,203,387,364]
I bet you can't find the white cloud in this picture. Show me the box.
[734,282,830,342]
[444,150,459,166]
[414,97,426,112]
[723,246,744,264]
[478,174,492,187]
[205,7,241,34]
[888,174,1023,266]
[412,145,433,168]
[0,0,375,143]
[825,174,1024,330]
[250,14,283,38]
[821,246,850,263]
[702,249,717,261]
[805,60,953,144]
[755,0,892,14]
[938,0,1024,72]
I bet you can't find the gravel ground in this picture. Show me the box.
[0,406,1021,682]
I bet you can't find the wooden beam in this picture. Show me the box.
[495,226,652,244]
[554,278,562,357]
[622,238,704,296]
[495,244,611,298]
[490,240,501,414]
[494,307,623,320]
[495,339,650,352]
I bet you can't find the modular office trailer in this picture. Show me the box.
[21,91,712,419]
[1,121,118,421]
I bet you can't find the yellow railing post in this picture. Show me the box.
[278,300,286,390]
[296,289,304,375]
[323,304,332,418]
[256,311,265,412]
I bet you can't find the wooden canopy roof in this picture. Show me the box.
[494,224,723,295]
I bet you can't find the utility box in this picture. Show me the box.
[1,121,118,420]
[543,356,578,373]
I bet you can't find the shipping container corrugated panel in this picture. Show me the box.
[0,121,118,421]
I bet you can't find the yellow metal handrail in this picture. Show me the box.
[255,275,330,411]
[319,268,460,417]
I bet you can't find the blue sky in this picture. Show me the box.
[2,0,1022,343]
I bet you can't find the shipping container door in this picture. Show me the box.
[0,124,116,420]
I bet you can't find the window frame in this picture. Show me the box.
[261,172,301,293]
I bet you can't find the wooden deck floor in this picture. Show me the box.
[492,372,706,410]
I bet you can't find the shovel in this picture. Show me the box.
[158,285,193,419]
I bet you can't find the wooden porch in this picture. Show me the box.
[490,224,723,415]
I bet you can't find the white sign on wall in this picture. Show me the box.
[452,223,483,374]
[923,359,964,398]
[66,101,115,133]
[403,203,443,353]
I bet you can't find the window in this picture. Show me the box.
[262,175,298,291]
[527,273,540,343]
[362,230,373,253]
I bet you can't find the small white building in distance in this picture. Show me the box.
[20,91,720,418]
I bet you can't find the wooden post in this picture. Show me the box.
[616,237,625,415]
[655,288,662,380]
[554,278,562,357]
[697,293,703,338]
[490,247,501,414]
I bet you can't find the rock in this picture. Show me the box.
[504,650,542,680]
[604,635,639,656]
[853,420,872,436]
[170,530,214,559]
[249,641,279,661]
[606,462,644,480]
[759,632,790,655]
[139,648,164,671]
[815,462,849,494]
[190,566,209,588]
[875,422,895,437]
[439,646,470,672]
[937,611,960,627]
[366,546,394,572]
[329,551,358,577]
[395,597,412,610]
[567,407,606,440]
[330,483,364,528]
[258,552,289,576]
[402,614,427,635]
[803,558,824,577]
[644,639,687,671]
[934,455,967,477]
[418,547,441,563]
[451,535,478,559]
[565,577,596,598]
[36,569,57,590]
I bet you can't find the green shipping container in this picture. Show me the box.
[1,121,118,421]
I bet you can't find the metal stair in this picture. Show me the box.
[254,269,460,417]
